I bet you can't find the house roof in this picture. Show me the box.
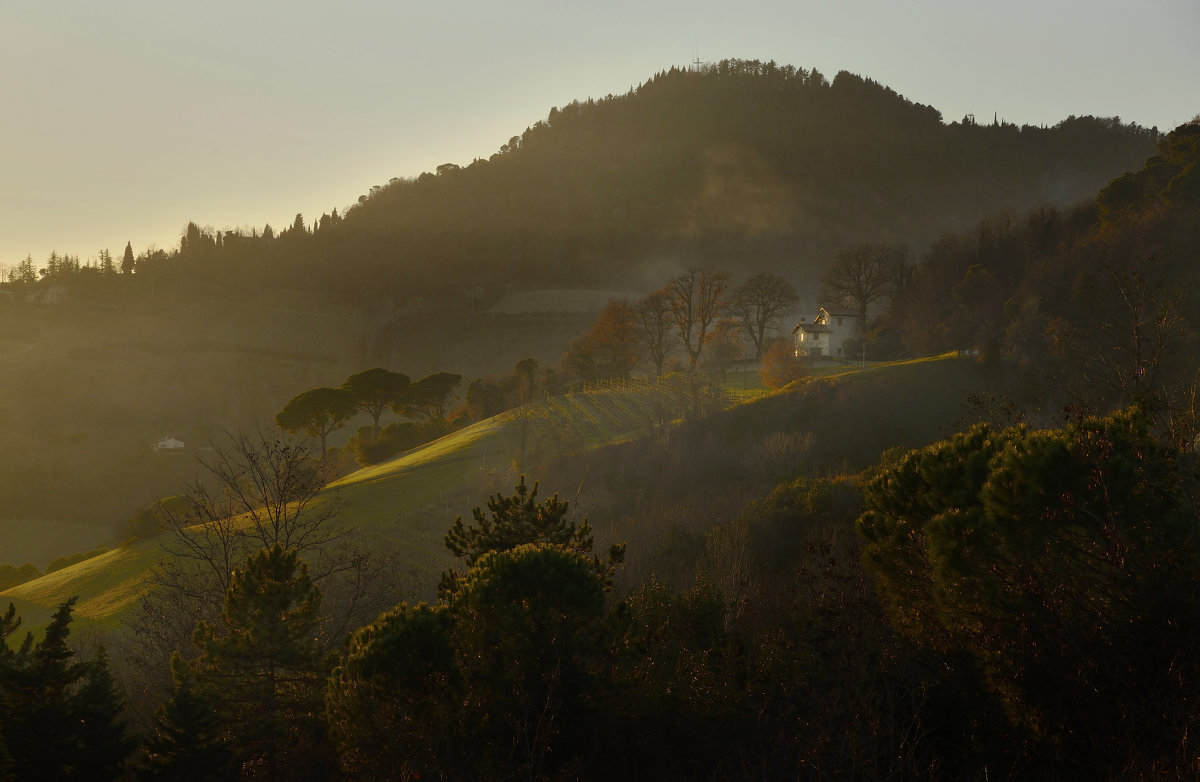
[819,305,859,318]
[795,323,831,334]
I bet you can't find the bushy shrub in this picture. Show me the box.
[759,338,806,389]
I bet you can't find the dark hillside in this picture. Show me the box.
[524,356,995,583]
[893,119,1200,426]
[160,60,1157,301]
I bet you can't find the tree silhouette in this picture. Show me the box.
[121,242,135,274]
[449,544,608,779]
[275,386,357,469]
[187,544,333,781]
[820,243,907,324]
[326,603,461,780]
[341,368,410,442]
[729,272,799,359]
[635,290,676,377]
[140,657,238,782]
[857,409,1200,764]
[665,268,731,371]
[440,476,624,597]
[396,371,461,423]
[0,599,132,781]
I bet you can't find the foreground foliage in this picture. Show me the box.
[859,408,1200,775]
[22,401,1200,779]
[0,600,133,781]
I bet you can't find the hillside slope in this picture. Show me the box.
[0,59,1159,573]
[2,356,986,637]
[210,61,1158,296]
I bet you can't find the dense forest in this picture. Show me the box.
[891,120,1200,435]
[5,60,1158,301]
[2,59,1198,780]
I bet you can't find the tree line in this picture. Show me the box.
[559,247,914,386]
[2,243,139,285]
[1,61,1157,311]
[275,367,462,471]
[877,119,1200,434]
[563,268,799,383]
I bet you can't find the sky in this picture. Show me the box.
[1,0,1197,269]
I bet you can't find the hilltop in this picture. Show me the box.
[159,60,1158,300]
[0,58,1161,565]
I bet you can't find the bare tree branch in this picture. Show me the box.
[664,268,731,372]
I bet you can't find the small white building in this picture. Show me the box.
[153,436,185,453]
[792,306,861,358]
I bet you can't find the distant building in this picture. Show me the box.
[152,436,185,453]
[792,306,861,358]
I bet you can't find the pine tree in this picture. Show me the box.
[98,248,116,276]
[326,602,461,780]
[449,544,609,779]
[121,242,135,274]
[189,544,333,781]
[139,656,237,782]
[73,647,135,781]
[0,604,19,782]
[0,599,132,781]
[4,600,86,779]
[14,255,36,284]
[439,476,625,596]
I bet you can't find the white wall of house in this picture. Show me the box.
[793,307,861,358]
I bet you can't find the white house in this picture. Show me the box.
[792,306,861,358]
[153,436,185,453]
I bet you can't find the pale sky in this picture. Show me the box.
[1,0,1197,268]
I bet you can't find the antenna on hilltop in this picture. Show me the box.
[691,46,701,72]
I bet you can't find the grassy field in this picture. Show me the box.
[1,356,965,638]
[0,373,753,633]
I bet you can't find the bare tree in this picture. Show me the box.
[820,243,907,324]
[164,430,348,573]
[121,427,409,722]
[634,290,676,377]
[1048,259,1190,425]
[729,272,799,359]
[664,268,731,371]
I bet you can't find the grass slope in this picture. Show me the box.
[1,375,739,633]
[1,357,965,638]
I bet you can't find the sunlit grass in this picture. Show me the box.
[3,353,967,636]
[2,542,161,630]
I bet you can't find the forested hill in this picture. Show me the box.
[891,118,1200,420]
[151,59,1155,302]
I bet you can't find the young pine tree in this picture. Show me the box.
[186,544,334,782]
[0,599,132,781]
